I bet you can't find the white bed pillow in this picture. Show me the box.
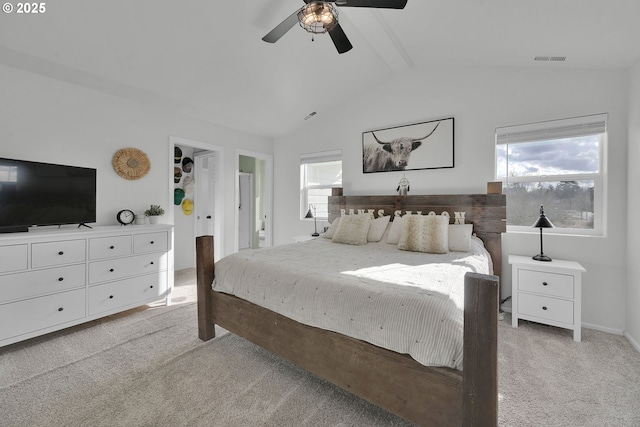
[398,214,449,254]
[332,214,371,245]
[323,217,341,239]
[448,224,473,252]
[367,215,390,242]
[386,215,405,244]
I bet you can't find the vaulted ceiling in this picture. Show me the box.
[1,0,639,139]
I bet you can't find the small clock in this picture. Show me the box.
[116,209,135,225]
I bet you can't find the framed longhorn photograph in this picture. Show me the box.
[362,117,454,173]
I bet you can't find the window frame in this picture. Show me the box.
[300,150,342,221]
[495,114,607,236]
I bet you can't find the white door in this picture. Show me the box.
[238,173,253,250]
[195,153,216,237]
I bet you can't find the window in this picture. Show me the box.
[300,150,342,220]
[495,114,606,235]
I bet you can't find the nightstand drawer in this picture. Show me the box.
[518,269,574,299]
[518,293,574,324]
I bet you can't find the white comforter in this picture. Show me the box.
[212,236,492,370]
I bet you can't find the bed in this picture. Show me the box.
[196,191,506,426]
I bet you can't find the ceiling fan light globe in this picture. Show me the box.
[298,2,338,34]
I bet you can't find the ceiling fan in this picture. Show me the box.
[262,0,408,54]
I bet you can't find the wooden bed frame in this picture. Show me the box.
[196,192,506,426]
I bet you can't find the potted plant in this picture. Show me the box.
[144,204,165,224]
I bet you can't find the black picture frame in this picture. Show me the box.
[362,117,454,173]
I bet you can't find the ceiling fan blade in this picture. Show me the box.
[328,22,353,54]
[335,0,407,8]
[262,10,300,43]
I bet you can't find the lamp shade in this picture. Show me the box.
[305,209,314,219]
[532,206,554,228]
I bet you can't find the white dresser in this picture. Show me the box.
[0,225,173,347]
[509,255,586,341]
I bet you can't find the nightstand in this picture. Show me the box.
[509,255,586,341]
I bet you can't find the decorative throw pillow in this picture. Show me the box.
[332,214,371,245]
[323,217,341,239]
[386,215,405,244]
[398,214,449,254]
[367,215,390,242]
[448,224,473,251]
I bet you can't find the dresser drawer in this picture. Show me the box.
[0,288,86,341]
[32,240,86,268]
[518,293,574,325]
[88,273,167,315]
[518,269,574,299]
[0,244,28,273]
[133,231,168,254]
[0,264,86,304]
[88,252,167,284]
[89,235,132,260]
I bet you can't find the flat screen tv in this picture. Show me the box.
[0,158,96,233]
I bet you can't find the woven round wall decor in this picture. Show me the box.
[112,147,151,180]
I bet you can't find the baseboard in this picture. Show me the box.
[499,305,638,350]
[623,331,640,353]
[582,322,624,336]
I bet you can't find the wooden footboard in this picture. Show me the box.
[196,236,498,426]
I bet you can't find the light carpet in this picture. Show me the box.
[0,268,639,427]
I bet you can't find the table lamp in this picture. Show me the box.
[305,204,319,237]
[532,205,554,262]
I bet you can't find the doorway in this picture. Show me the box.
[169,136,224,268]
[238,172,253,250]
[235,149,273,252]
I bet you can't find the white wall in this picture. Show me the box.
[0,64,273,265]
[627,59,640,349]
[274,64,628,333]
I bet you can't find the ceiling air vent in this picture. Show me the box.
[534,56,567,62]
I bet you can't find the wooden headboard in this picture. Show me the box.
[328,191,506,279]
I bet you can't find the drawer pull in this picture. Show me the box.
[58,307,64,312]
[109,245,115,249]
[150,261,154,265]
[58,251,64,256]
[58,277,64,282]
[150,285,154,289]
[109,268,114,272]
[109,295,114,299]
[542,282,548,286]
[542,306,548,310]
[150,241,155,244]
